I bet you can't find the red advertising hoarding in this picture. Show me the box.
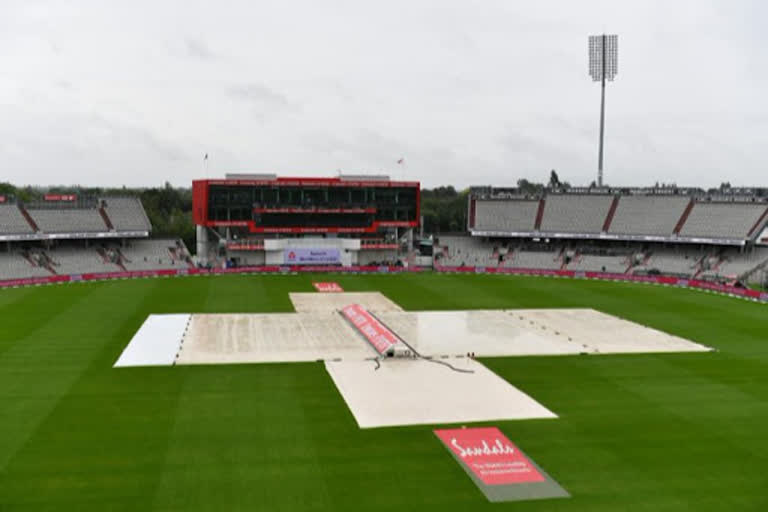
[434,427,545,485]
[434,427,569,502]
[44,194,77,201]
[313,282,344,292]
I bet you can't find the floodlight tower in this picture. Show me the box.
[589,34,618,187]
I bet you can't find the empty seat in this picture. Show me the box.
[645,251,699,277]
[47,247,119,275]
[0,205,34,234]
[119,239,189,271]
[680,203,768,239]
[539,195,613,233]
[507,251,560,270]
[568,255,627,273]
[436,236,498,266]
[0,252,53,279]
[102,197,151,232]
[473,200,538,232]
[28,209,107,233]
[704,247,768,278]
[609,196,689,236]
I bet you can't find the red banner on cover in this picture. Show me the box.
[434,427,545,485]
[340,304,400,355]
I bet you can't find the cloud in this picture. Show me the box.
[0,105,194,187]
[54,79,74,90]
[227,83,289,107]
[184,37,215,60]
[1,1,767,188]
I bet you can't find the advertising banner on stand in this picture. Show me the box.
[284,248,340,265]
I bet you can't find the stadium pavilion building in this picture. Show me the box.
[192,174,420,268]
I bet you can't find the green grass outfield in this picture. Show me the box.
[1,273,766,511]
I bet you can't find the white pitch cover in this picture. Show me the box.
[113,314,190,367]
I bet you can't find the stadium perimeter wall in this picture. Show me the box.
[0,265,765,303]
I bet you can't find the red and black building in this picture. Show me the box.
[193,176,420,234]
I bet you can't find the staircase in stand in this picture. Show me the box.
[96,246,127,271]
[116,248,131,264]
[96,247,110,264]
[99,207,115,230]
[746,206,768,239]
[673,199,695,235]
[560,248,572,270]
[602,196,620,232]
[19,205,39,232]
[534,199,546,230]
[39,252,57,275]
[624,255,634,274]
[21,251,36,267]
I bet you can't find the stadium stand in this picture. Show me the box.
[507,250,562,269]
[102,197,151,232]
[539,194,614,233]
[700,247,768,279]
[0,204,34,234]
[436,235,497,267]
[473,200,538,232]
[0,194,191,281]
[679,202,768,240]
[0,251,52,278]
[27,208,108,233]
[119,239,191,271]
[48,247,121,275]
[0,239,190,280]
[645,249,700,277]
[0,197,152,238]
[434,233,768,282]
[567,254,628,274]
[2,186,767,285]
[470,190,768,245]
[357,250,398,266]
[609,196,690,236]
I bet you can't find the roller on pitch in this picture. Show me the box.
[339,304,413,358]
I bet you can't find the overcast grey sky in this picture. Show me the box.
[1,0,766,189]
